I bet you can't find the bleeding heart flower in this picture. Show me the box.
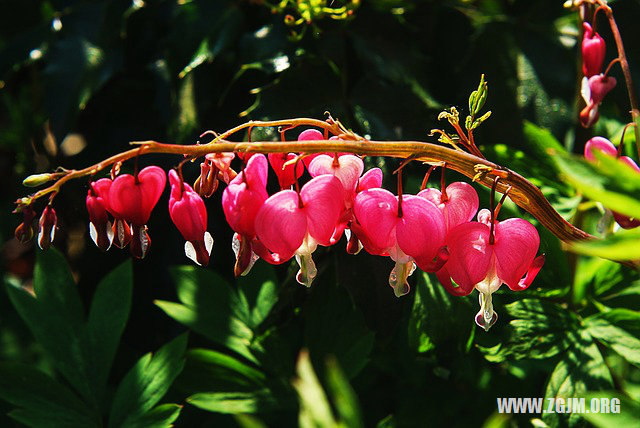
[436,209,545,331]
[86,178,114,251]
[268,153,304,189]
[222,154,269,275]
[345,167,384,254]
[37,206,57,250]
[418,182,479,232]
[168,169,213,266]
[205,152,235,183]
[582,22,606,78]
[299,129,325,168]
[580,74,616,128]
[255,174,343,286]
[353,188,447,296]
[584,137,640,228]
[108,166,166,258]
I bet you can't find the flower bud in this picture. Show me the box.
[37,206,58,250]
[582,22,606,77]
[23,173,57,187]
[14,207,37,243]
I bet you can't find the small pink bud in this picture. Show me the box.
[37,206,58,250]
[582,22,606,77]
[168,169,213,266]
[86,178,114,251]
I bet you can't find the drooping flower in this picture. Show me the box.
[436,209,545,331]
[584,137,640,228]
[353,188,447,296]
[222,154,269,275]
[86,178,115,251]
[108,166,166,258]
[37,206,58,250]
[206,152,235,183]
[580,74,617,128]
[255,174,343,287]
[418,181,479,232]
[298,129,325,168]
[168,169,213,266]
[582,22,606,78]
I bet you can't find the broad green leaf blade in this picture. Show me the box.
[292,351,336,428]
[156,266,255,362]
[5,250,95,404]
[543,332,613,427]
[186,348,266,387]
[325,357,364,428]
[0,363,98,428]
[570,228,640,261]
[187,390,278,414]
[585,315,640,368]
[108,333,188,428]
[121,404,183,428]
[582,392,640,427]
[303,282,374,379]
[237,261,279,329]
[553,151,640,218]
[85,260,133,403]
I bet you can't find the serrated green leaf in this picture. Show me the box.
[543,332,613,427]
[108,333,188,428]
[585,316,640,368]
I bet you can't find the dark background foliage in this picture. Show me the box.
[1,0,640,427]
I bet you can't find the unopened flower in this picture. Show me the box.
[86,178,115,251]
[37,206,58,250]
[222,154,269,275]
[168,169,214,266]
[582,22,606,78]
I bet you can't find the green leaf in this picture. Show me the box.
[570,228,640,261]
[85,260,133,402]
[108,333,188,428]
[5,249,94,404]
[121,404,183,428]
[182,348,266,390]
[582,392,640,427]
[156,266,255,362]
[585,315,640,368]
[484,299,580,361]
[292,351,337,428]
[325,357,364,428]
[408,272,474,353]
[237,261,279,329]
[553,151,640,219]
[187,390,278,414]
[303,282,374,378]
[0,363,98,428]
[543,331,613,427]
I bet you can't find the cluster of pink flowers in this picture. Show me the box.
[580,20,616,127]
[584,136,640,229]
[15,128,547,330]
